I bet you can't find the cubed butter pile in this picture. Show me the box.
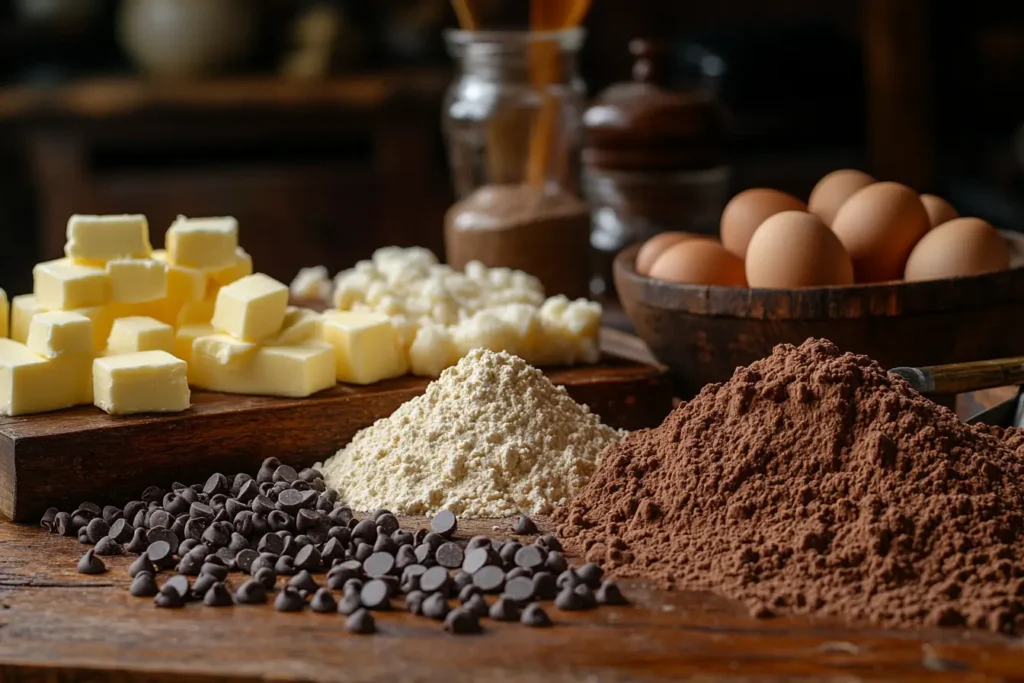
[322,247,602,377]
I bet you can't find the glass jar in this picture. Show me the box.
[441,29,592,299]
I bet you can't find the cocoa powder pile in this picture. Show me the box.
[556,338,1024,633]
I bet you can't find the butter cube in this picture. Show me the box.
[0,339,91,416]
[321,311,407,384]
[0,289,8,338]
[190,341,335,398]
[173,323,215,366]
[71,305,118,352]
[106,259,168,303]
[154,250,206,302]
[211,273,288,342]
[268,307,322,346]
[207,248,253,291]
[65,214,152,264]
[10,294,45,343]
[107,317,174,355]
[27,311,94,358]
[93,351,190,415]
[177,299,216,326]
[33,259,110,310]
[167,216,239,269]
[192,334,258,366]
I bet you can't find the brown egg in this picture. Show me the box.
[635,232,709,275]
[720,188,807,258]
[745,211,854,288]
[919,194,960,228]
[807,169,876,226]
[830,182,930,282]
[904,217,1009,282]
[648,239,747,287]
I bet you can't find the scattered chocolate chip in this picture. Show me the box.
[364,551,396,579]
[337,591,362,616]
[276,489,304,513]
[555,586,587,611]
[154,585,185,608]
[94,536,123,556]
[514,545,545,571]
[533,571,557,600]
[452,571,474,593]
[405,589,425,614]
[595,580,628,606]
[146,540,175,569]
[203,473,228,496]
[466,536,491,551]
[201,563,228,581]
[255,567,277,590]
[147,527,180,556]
[556,569,580,590]
[76,502,102,519]
[436,542,465,569]
[164,574,191,599]
[352,519,378,544]
[191,573,218,599]
[267,510,294,534]
[235,579,268,604]
[346,608,376,634]
[504,576,535,604]
[148,510,172,530]
[179,539,198,556]
[256,457,279,484]
[275,586,306,612]
[474,565,505,594]
[176,553,202,576]
[320,538,345,564]
[375,513,400,536]
[521,603,553,627]
[536,534,563,552]
[295,509,320,533]
[184,518,208,543]
[413,544,433,565]
[463,547,496,574]
[204,582,234,607]
[394,545,418,571]
[513,515,538,535]
[128,555,156,578]
[445,607,481,634]
[490,596,521,621]
[85,518,110,544]
[298,467,323,483]
[226,532,249,555]
[576,563,604,589]
[360,579,391,611]
[130,572,158,597]
[123,501,146,523]
[464,593,489,619]
[273,465,298,484]
[421,593,450,621]
[237,479,259,503]
[108,518,133,544]
[506,567,533,582]
[573,584,597,609]
[392,530,415,547]
[458,584,481,603]
[294,545,322,572]
[430,511,457,539]
[544,551,567,574]
[40,506,58,531]
[289,570,319,595]
[419,566,451,595]
[310,587,337,613]
[257,532,283,555]
[77,527,91,544]
[372,534,397,556]
[54,511,73,537]
[275,555,297,575]
[354,543,374,563]
[498,541,521,566]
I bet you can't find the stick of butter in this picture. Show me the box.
[93,351,190,415]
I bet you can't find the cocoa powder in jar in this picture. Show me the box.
[556,338,1024,634]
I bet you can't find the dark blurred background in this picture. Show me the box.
[0,0,1021,294]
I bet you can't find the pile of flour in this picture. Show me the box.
[317,348,623,518]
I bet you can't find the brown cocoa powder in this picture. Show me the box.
[556,339,1024,633]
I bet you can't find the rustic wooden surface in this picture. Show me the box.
[0,352,671,523]
[1,521,1023,682]
[614,238,1024,398]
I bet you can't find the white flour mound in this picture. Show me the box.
[317,348,624,518]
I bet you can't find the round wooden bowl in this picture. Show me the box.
[614,233,1024,398]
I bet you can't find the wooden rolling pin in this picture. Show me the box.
[889,357,1024,395]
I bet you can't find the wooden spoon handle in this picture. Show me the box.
[889,357,1024,395]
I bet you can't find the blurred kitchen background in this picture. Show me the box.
[0,0,1021,296]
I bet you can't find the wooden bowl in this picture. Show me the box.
[614,233,1024,398]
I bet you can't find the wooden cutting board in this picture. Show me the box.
[0,336,671,522]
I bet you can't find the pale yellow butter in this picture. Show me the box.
[154,249,206,302]
[27,311,93,358]
[10,295,47,343]
[166,216,239,269]
[192,333,258,366]
[173,323,215,366]
[106,258,168,303]
[207,248,253,291]
[93,350,190,415]
[33,259,110,310]
[0,339,92,416]
[321,310,407,385]
[190,341,335,398]
[13,294,118,351]
[211,273,288,342]
[268,307,322,346]
[0,289,8,338]
[65,214,151,264]
[177,298,216,326]
[107,317,174,355]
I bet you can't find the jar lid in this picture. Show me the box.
[583,39,725,171]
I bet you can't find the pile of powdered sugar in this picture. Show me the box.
[317,348,623,518]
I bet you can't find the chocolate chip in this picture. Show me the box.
[224,498,247,521]
[372,534,396,556]
[452,570,474,593]
[123,501,146,523]
[257,457,280,484]
[201,563,228,581]
[148,510,172,530]
[346,608,376,634]
[76,501,102,518]
[464,594,489,619]
[235,579,268,604]
[126,554,155,578]
[576,562,604,588]
[92,536,122,556]
[40,506,58,531]
[84,518,109,544]
[131,510,146,530]
[436,542,465,569]
[521,603,552,627]
[489,596,521,621]
[176,553,201,576]
[101,505,122,524]
[77,549,106,574]
[251,495,276,516]
[298,467,323,483]
[413,544,433,565]
[573,583,597,609]
[54,511,73,537]
[328,506,353,527]
[146,540,174,569]
[405,590,425,614]
[250,514,269,538]
[320,537,345,564]
[201,523,231,548]
[512,515,539,535]
[473,565,505,594]
[289,570,319,595]
[537,534,563,552]
[421,593,450,620]
[310,587,337,613]
[352,519,378,544]
[595,580,628,605]
[184,518,208,543]
[124,528,149,557]
[557,569,580,590]
[503,576,535,604]
[130,572,158,597]
[419,566,450,595]
[533,571,557,600]
[179,539,198,556]
[255,567,277,590]
[291,545,319,572]
[514,545,546,571]
[77,527,90,544]
[429,511,457,539]
[354,543,373,562]
[364,551,396,578]
[359,579,391,611]
[275,586,306,612]
[178,487,196,504]
[390,546,417,572]
[108,518,133,544]
[204,582,234,607]
[295,509,320,533]
[392,530,415,547]
[271,464,297,484]
[458,584,481,603]
[336,590,362,615]
[170,516,187,539]
[460,547,491,574]
[499,541,521,567]
[257,532,283,555]
[375,513,400,536]
[203,473,228,496]
[413,529,428,545]
[275,555,297,575]
[225,532,248,556]
[555,586,587,611]
[237,479,259,503]
[147,527,180,555]
[444,607,481,634]
[191,573,218,599]
[154,585,185,608]
[276,489,304,513]
[466,536,491,551]
[161,574,189,599]
[544,551,567,574]
[402,564,428,583]
[231,472,253,496]
[506,567,533,582]
[267,510,293,533]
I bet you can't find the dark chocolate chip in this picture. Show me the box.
[354,543,374,563]
[148,510,172,530]
[205,552,228,567]
[276,488,304,513]
[295,508,320,532]
[289,570,319,595]
[163,574,190,599]
[76,502,102,518]
[147,527,180,555]
[310,587,337,613]
[201,523,231,548]
[351,519,377,544]
[170,517,187,539]
[257,532,284,555]
[237,479,259,503]
[255,567,277,591]
[184,518,208,543]
[573,583,597,609]
[400,572,420,594]
[146,540,175,569]
[154,585,185,608]
[40,506,58,532]
[595,580,628,605]
[191,573,218,599]
[445,607,481,634]
[463,547,498,574]
[297,490,319,509]
[462,594,488,621]
[395,545,418,570]
[275,555,297,575]
[85,518,110,544]
[77,549,106,574]
[250,514,270,538]
[128,554,157,578]
[224,498,248,521]
[294,544,322,571]
[320,537,345,564]
[178,487,197,504]
[298,467,323,483]
[227,532,249,555]
[554,586,587,611]
[187,543,210,560]
[503,576,535,604]
[521,603,552,627]
[108,518,134,544]
[164,494,189,517]
[94,536,123,556]
[430,511,457,539]
[544,551,567,574]
[436,542,464,569]
[251,495,276,516]
[77,527,90,544]
[131,510,146,530]
[490,596,521,621]
[327,525,351,545]
[512,515,538,535]
[257,457,280,484]
[327,506,352,527]
[274,586,305,612]
[343,578,363,596]
[473,565,505,594]
[414,544,433,565]
[123,501,146,523]
[360,579,391,610]
[533,571,557,600]
[364,552,396,578]
[576,562,603,588]
[466,536,491,551]
[124,528,149,554]
[405,590,425,614]
[235,579,268,604]
[458,584,481,603]
[346,608,375,634]
[499,541,522,567]
[557,569,580,590]
[537,534,563,552]
[375,513,400,536]
[267,510,293,533]
[204,582,234,607]
[203,472,228,496]
[421,593,450,621]
[231,472,253,496]
[419,566,450,595]
[201,563,228,581]
[337,591,362,616]
[273,465,298,484]
[54,511,74,537]
[101,505,122,524]
[514,545,545,571]
[506,567,533,582]
[392,530,415,547]
[130,571,158,597]
[248,553,274,576]
[452,570,474,593]
[178,539,198,556]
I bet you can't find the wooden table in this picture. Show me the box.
[1,521,1022,682]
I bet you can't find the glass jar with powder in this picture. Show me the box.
[442,28,591,299]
